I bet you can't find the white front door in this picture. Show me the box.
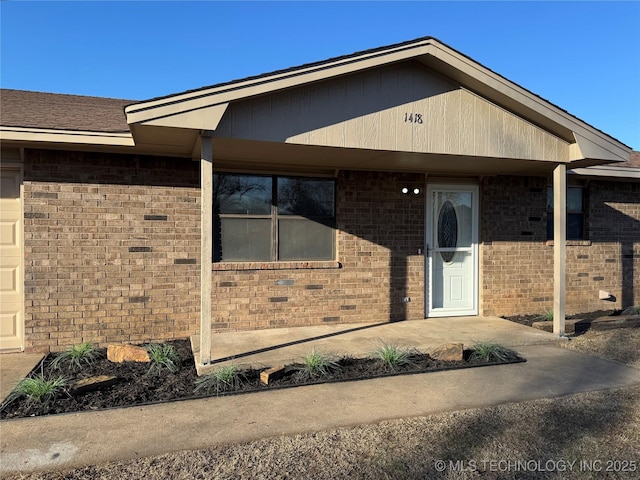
[426,185,478,317]
[0,165,24,351]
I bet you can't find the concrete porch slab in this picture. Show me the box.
[0,353,45,403]
[192,316,565,375]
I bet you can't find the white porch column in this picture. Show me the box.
[553,163,566,336]
[200,135,213,365]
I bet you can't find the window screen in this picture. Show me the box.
[214,174,335,261]
[547,186,586,240]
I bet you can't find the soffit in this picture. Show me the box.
[208,138,603,177]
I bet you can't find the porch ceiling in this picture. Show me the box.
[208,137,601,176]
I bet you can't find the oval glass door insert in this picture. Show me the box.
[438,200,457,262]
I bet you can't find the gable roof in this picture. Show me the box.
[124,36,630,166]
[0,37,633,170]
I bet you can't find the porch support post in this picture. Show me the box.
[199,135,213,365]
[553,163,566,336]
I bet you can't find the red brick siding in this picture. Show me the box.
[210,171,426,332]
[481,176,640,316]
[23,150,200,352]
[21,148,639,352]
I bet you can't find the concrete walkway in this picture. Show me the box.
[193,316,563,374]
[2,344,640,475]
[0,352,44,403]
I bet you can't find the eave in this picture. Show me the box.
[1,126,134,148]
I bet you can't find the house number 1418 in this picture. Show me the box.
[404,113,423,124]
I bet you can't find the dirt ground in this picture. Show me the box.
[6,328,640,480]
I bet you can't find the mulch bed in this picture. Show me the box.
[0,339,525,420]
[503,309,621,327]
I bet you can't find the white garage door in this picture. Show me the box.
[0,165,24,351]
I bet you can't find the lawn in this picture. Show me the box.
[6,329,640,480]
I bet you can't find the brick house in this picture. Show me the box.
[1,37,638,360]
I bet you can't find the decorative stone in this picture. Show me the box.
[430,343,464,362]
[532,320,579,334]
[107,344,150,363]
[70,375,119,394]
[260,365,286,385]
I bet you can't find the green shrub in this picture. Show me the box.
[622,305,640,315]
[194,364,246,395]
[7,375,68,408]
[470,341,519,363]
[296,349,340,381]
[537,310,554,322]
[146,343,181,374]
[50,342,100,371]
[374,343,415,371]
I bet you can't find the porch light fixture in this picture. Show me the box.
[401,186,421,195]
[413,188,420,195]
[402,187,409,194]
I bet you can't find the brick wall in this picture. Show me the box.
[23,149,201,352]
[588,180,640,309]
[23,154,426,351]
[210,171,425,332]
[481,175,640,316]
[21,148,639,352]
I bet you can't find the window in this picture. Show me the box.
[547,186,585,240]
[213,173,335,261]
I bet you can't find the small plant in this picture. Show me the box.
[50,342,100,370]
[622,305,640,316]
[295,349,340,381]
[537,310,554,322]
[146,343,181,374]
[194,364,246,395]
[470,341,518,363]
[374,343,415,371]
[6,375,68,408]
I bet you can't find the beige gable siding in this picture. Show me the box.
[214,63,570,161]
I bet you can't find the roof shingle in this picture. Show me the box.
[0,89,134,133]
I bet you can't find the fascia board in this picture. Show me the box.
[570,133,629,163]
[428,43,629,161]
[139,103,229,130]
[125,42,436,125]
[570,166,640,179]
[0,126,135,147]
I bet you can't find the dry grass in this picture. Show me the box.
[562,328,640,369]
[8,329,640,480]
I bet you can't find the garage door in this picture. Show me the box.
[0,165,24,351]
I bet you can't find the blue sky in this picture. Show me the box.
[2,1,639,149]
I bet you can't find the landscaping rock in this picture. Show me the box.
[532,320,580,334]
[430,343,464,362]
[260,365,286,385]
[107,344,150,363]
[70,375,119,394]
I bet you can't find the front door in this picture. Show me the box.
[0,165,24,351]
[426,185,478,317]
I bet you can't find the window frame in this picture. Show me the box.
[213,172,337,262]
[546,184,587,240]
